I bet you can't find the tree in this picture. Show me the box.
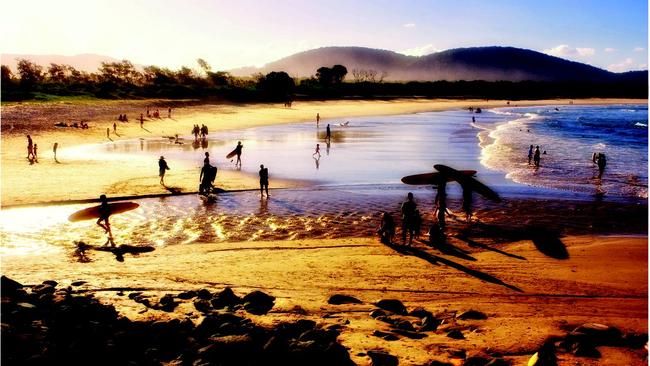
[331,64,348,83]
[257,71,295,100]
[1,65,14,85]
[207,71,232,87]
[316,67,334,85]
[16,59,44,88]
[47,63,68,84]
[197,58,211,75]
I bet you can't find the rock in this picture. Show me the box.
[289,305,308,315]
[299,329,339,343]
[210,287,242,309]
[42,280,58,287]
[447,330,465,339]
[572,342,601,358]
[392,329,427,339]
[370,309,387,318]
[568,323,622,346]
[485,358,510,366]
[70,280,86,286]
[177,290,196,300]
[31,283,55,295]
[372,330,399,341]
[197,289,212,300]
[128,292,142,299]
[159,294,177,312]
[328,294,363,305]
[420,315,441,331]
[409,307,434,319]
[463,356,491,365]
[622,332,648,349]
[242,290,275,315]
[528,341,557,366]
[193,299,212,313]
[456,310,487,320]
[393,320,414,331]
[428,361,454,366]
[375,299,407,315]
[367,350,399,366]
[1,276,23,295]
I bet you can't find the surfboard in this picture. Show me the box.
[433,164,501,202]
[226,149,237,159]
[401,170,477,185]
[68,202,140,222]
[76,241,155,254]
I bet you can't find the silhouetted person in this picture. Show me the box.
[533,146,541,167]
[26,135,34,160]
[199,161,215,194]
[377,211,396,244]
[312,143,321,157]
[528,145,534,165]
[316,113,320,126]
[168,108,172,118]
[436,181,448,234]
[204,152,210,165]
[259,164,269,198]
[140,113,144,128]
[234,141,243,167]
[32,144,38,163]
[97,194,114,246]
[401,192,417,246]
[106,128,110,139]
[597,153,607,178]
[462,187,473,222]
[53,142,59,162]
[472,116,476,123]
[158,156,170,185]
[113,122,117,134]
[326,124,331,141]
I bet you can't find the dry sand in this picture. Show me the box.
[1,98,647,365]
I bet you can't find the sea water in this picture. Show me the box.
[480,105,648,198]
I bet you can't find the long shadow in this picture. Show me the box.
[455,235,527,260]
[467,222,569,260]
[384,242,523,292]
[421,239,476,261]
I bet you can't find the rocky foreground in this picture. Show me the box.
[2,275,647,365]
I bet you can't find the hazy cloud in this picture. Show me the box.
[633,46,645,52]
[604,47,616,53]
[607,58,643,72]
[544,44,596,58]
[402,23,416,28]
[399,44,439,56]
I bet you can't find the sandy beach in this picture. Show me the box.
[1,98,647,365]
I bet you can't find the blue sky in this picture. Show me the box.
[1,0,647,71]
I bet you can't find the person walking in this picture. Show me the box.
[53,142,59,162]
[26,135,34,160]
[259,164,269,198]
[401,192,417,246]
[528,145,534,165]
[158,156,170,185]
[533,145,541,167]
[326,124,331,141]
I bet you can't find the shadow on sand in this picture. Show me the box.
[383,241,523,292]
[464,223,569,260]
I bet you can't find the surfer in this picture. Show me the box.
[259,164,269,198]
[377,211,396,244]
[326,124,331,141]
[199,161,216,194]
[97,195,114,246]
[528,145,534,165]
[234,141,243,167]
[158,156,170,186]
[533,146,541,167]
[597,153,607,178]
[401,192,418,246]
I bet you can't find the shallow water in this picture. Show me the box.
[2,106,646,257]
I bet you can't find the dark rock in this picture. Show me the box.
[456,310,487,320]
[428,360,454,366]
[197,288,212,300]
[568,323,622,346]
[159,294,177,312]
[393,320,414,331]
[622,332,648,349]
[193,299,212,313]
[463,356,491,365]
[1,276,24,294]
[367,350,399,366]
[328,294,363,305]
[392,329,427,339]
[420,315,441,331]
[409,307,434,319]
[31,283,55,295]
[128,292,142,299]
[177,290,196,300]
[195,313,246,338]
[289,305,308,315]
[447,330,465,339]
[572,342,601,358]
[210,287,242,309]
[375,299,407,315]
[70,280,86,286]
[528,341,557,366]
[485,358,510,366]
[242,290,275,315]
[372,330,399,341]
[299,329,339,343]
[42,280,58,287]
[370,309,387,318]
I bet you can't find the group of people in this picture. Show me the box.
[527,145,542,167]
[25,135,59,163]
[192,124,209,140]
[54,121,89,129]
[117,114,129,122]
[146,108,171,119]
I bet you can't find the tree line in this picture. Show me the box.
[1,58,646,102]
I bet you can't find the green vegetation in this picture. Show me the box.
[1,58,646,103]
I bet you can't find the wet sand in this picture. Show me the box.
[1,98,648,365]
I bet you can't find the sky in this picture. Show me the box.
[1,0,647,72]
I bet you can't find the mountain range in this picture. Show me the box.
[3,46,647,83]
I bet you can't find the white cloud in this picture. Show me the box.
[544,44,596,58]
[399,44,439,56]
[633,47,645,52]
[402,23,416,28]
[607,58,642,72]
[604,47,617,53]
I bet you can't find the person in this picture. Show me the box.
[32,144,38,163]
[26,135,34,160]
[462,187,473,222]
[597,153,607,178]
[312,143,321,157]
[472,116,476,123]
[113,122,117,134]
[234,141,243,167]
[528,145,534,165]
[204,152,210,165]
[435,180,448,235]
[533,146,541,167]
[97,194,114,246]
[316,113,320,126]
[199,161,216,194]
[326,124,331,141]
[53,142,58,161]
[592,152,599,164]
[140,113,144,128]
[377,211,396,244]
[158,156,170,185]
[146,108,151,118]
[401,192,417,246]
[106,128,110,139]
[168,107,172,118]
[259,164,269,198]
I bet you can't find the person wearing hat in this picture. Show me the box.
[158,156,170,186]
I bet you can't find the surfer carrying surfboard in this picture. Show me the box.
[96,195,115,246]
[234,141,243,167]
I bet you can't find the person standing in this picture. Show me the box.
[401,192,417,246]
[32,144,38,163]
[533,145,541,167]
[461,187,473,222]
[316,113,320,126]
[326,124,331,141]
[528,145,534,165]
[597,153,607,178]
[140,113,144,128]
[204,152,210,165]
[26,135,34,160]
[158,156,170,186]
[53,142,59,162]
[234,141,243,167]
[113,122,117,134]
[259,164,269,198]
[168,107,172,118]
